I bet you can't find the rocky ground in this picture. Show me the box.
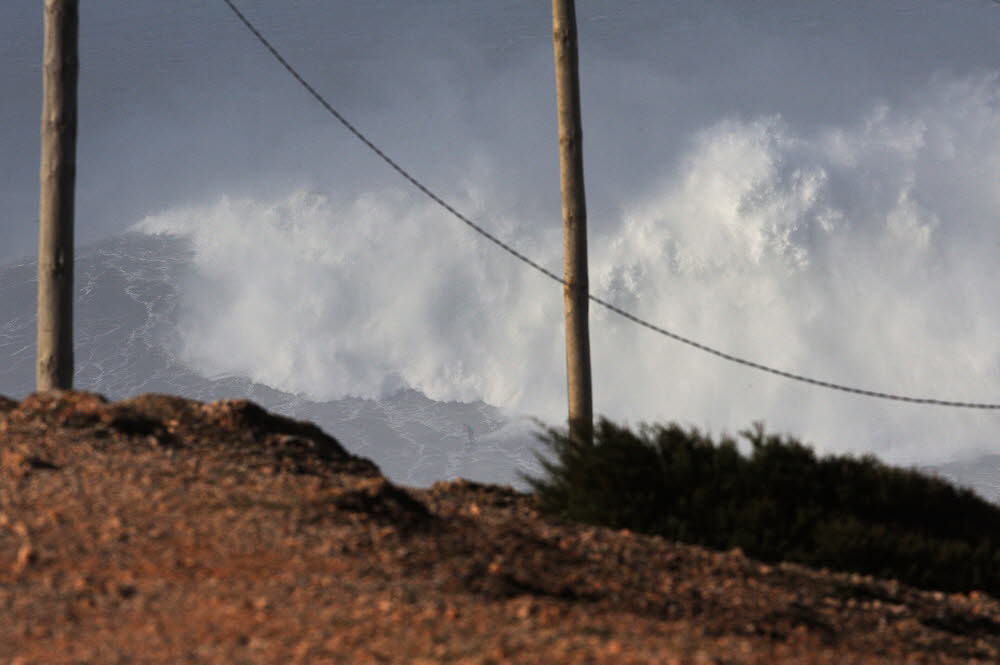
[3,391,1000,664]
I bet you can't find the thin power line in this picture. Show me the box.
[220,0,1000,411]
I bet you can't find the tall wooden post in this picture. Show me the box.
[552,0,593,446]
[37,0,78,391]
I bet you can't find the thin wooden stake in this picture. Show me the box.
[552,0,593,445]
[37,0,78,391]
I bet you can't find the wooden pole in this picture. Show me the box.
[37,0,78,391]
[551,0,593,446]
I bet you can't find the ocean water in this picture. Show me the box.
[3,2,1000,493]
[0,233,538,489]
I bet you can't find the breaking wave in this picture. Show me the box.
[135,72,1000,465]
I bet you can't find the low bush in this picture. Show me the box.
[520,419,1000,595]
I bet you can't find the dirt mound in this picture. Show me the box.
[3,391,1000,664]
[4,390,382,477]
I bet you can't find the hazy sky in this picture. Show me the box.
[4,1,1000,466]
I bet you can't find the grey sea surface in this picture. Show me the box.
[919,456,1000,507]
[0,233,544,491]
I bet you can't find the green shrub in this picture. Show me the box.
[519,419,1000,595]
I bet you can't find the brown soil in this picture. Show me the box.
[3,391,1000,664]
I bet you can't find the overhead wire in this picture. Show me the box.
[220,0,1000,410]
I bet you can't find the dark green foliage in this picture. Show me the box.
[519,419,1000,595]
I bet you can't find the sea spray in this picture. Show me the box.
[135,73,1000,467]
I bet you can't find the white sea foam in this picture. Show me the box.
[135,72,1000,466]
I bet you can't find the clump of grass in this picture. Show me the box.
[519,419,1000,595]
